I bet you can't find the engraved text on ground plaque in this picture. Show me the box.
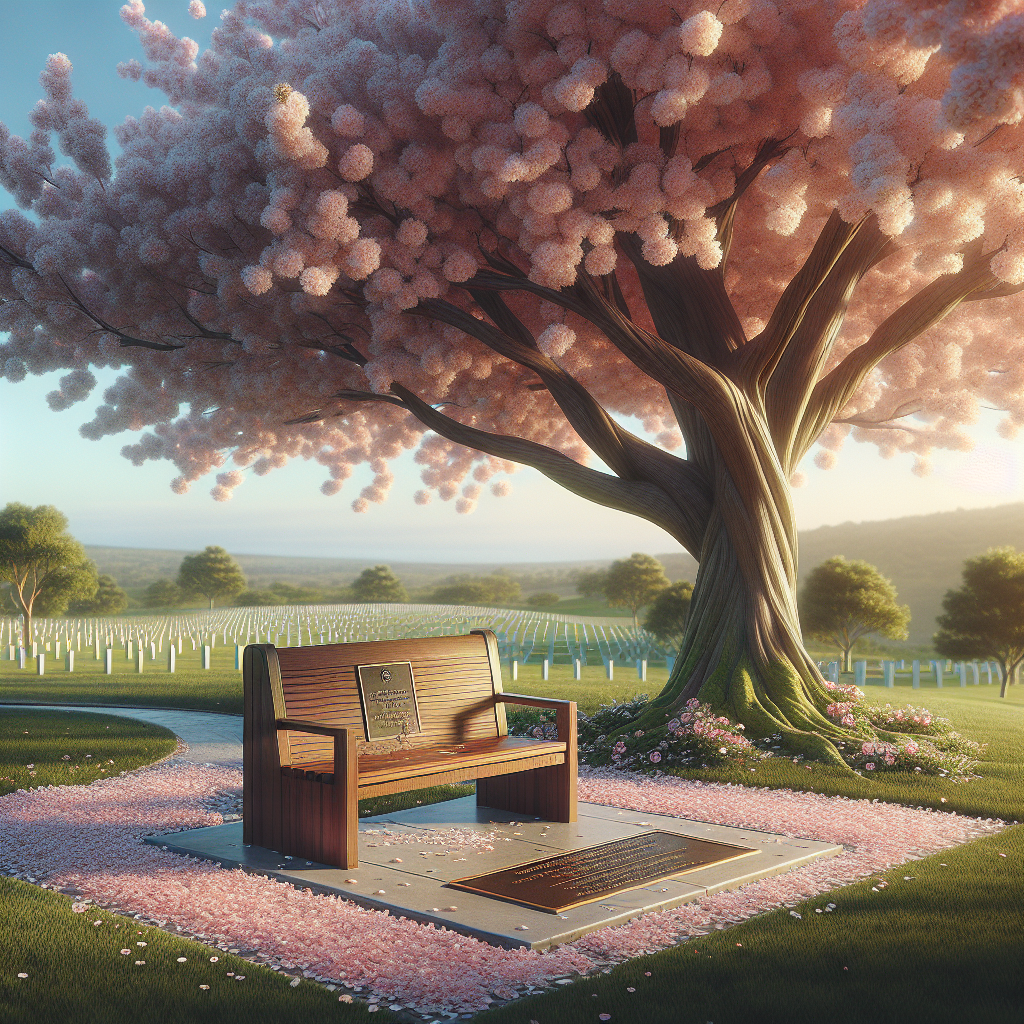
[448,831,757,913]
[355,661,422,742]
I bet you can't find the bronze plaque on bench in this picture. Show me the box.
[355,661,422,742]
[448,831,757,913]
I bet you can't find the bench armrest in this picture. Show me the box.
[276,717,351,738]
[276,719,359,783]
[494,694,576,745]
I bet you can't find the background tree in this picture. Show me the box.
[0,503,97,643]
[2,2,1022,764]
[432,575,522,606]
[234,588,284,607]
[799,557,910,672]
[143,579,182,609]
[643,580,694,654]
[527,592,562,607]
[176,546,246,609]
[574,569,610,601]
[934,548,1024,699]
[352,565,408,603]
[269,582,330,604]
[69,574,128,616]
[604,553,671,630]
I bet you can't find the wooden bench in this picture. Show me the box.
[242,629,577,869]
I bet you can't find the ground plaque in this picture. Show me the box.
[355,661,422,741]
[448,831,758,913]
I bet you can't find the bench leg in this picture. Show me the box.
[323,730,360,869]
[477,762,576,823]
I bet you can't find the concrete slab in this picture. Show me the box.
[146,796,842,951]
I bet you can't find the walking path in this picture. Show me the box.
[8,704,242,767]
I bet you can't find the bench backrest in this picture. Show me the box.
[250,629,508,766]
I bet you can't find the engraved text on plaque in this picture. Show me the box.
[448,831,757,913]
[355,661,422,742]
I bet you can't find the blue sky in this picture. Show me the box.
[0,1,1020,562]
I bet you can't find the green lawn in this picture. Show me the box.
[0,642,245,714]
[0,657,1020,1023]
[0,708,179,797]
[0,877,394,1024]
[480,825,1023,1024]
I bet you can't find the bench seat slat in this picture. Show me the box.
[284,736,567,786]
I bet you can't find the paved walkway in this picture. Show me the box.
[7,704,242,767]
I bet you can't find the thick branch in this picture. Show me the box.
[616,234,746,365]
[752,213,894,468]
[738,212,875,384]
[336,383,702,546]
[798,248,1005,461]
[417,292,712,549]
[416,295,641,481]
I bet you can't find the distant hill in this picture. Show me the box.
[654,504,1023,641]
[792,504,1023,642]
[85,502,1021,642]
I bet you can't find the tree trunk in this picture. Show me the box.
[842,647,853,674]
[996,659,1016,698]
[634,449,852,767]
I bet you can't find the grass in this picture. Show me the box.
[0,878,394,1024]
[0,643,245,714]
[476,685,1024,1024]
[0,709,179,798]
[0,707,401,1024]
[1,650,1021,1023]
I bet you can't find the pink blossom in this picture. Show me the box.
[0,759,1005,1014]
[0,0,1020,512]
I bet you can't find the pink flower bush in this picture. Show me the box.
[527,696,766,771]
[822,687,982,775]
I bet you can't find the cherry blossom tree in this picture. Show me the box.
[1,0,1022,763]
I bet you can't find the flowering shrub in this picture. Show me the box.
[863,703,938,735]
[820,683,983,776]
[511,696,764,772]
[509,685,982,778]
[834,737,981,777]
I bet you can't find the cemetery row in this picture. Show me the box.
[2,604,670,680]
[1,605,1003,689]
[816,657,1005,689]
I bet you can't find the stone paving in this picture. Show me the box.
[11,703,842,949]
